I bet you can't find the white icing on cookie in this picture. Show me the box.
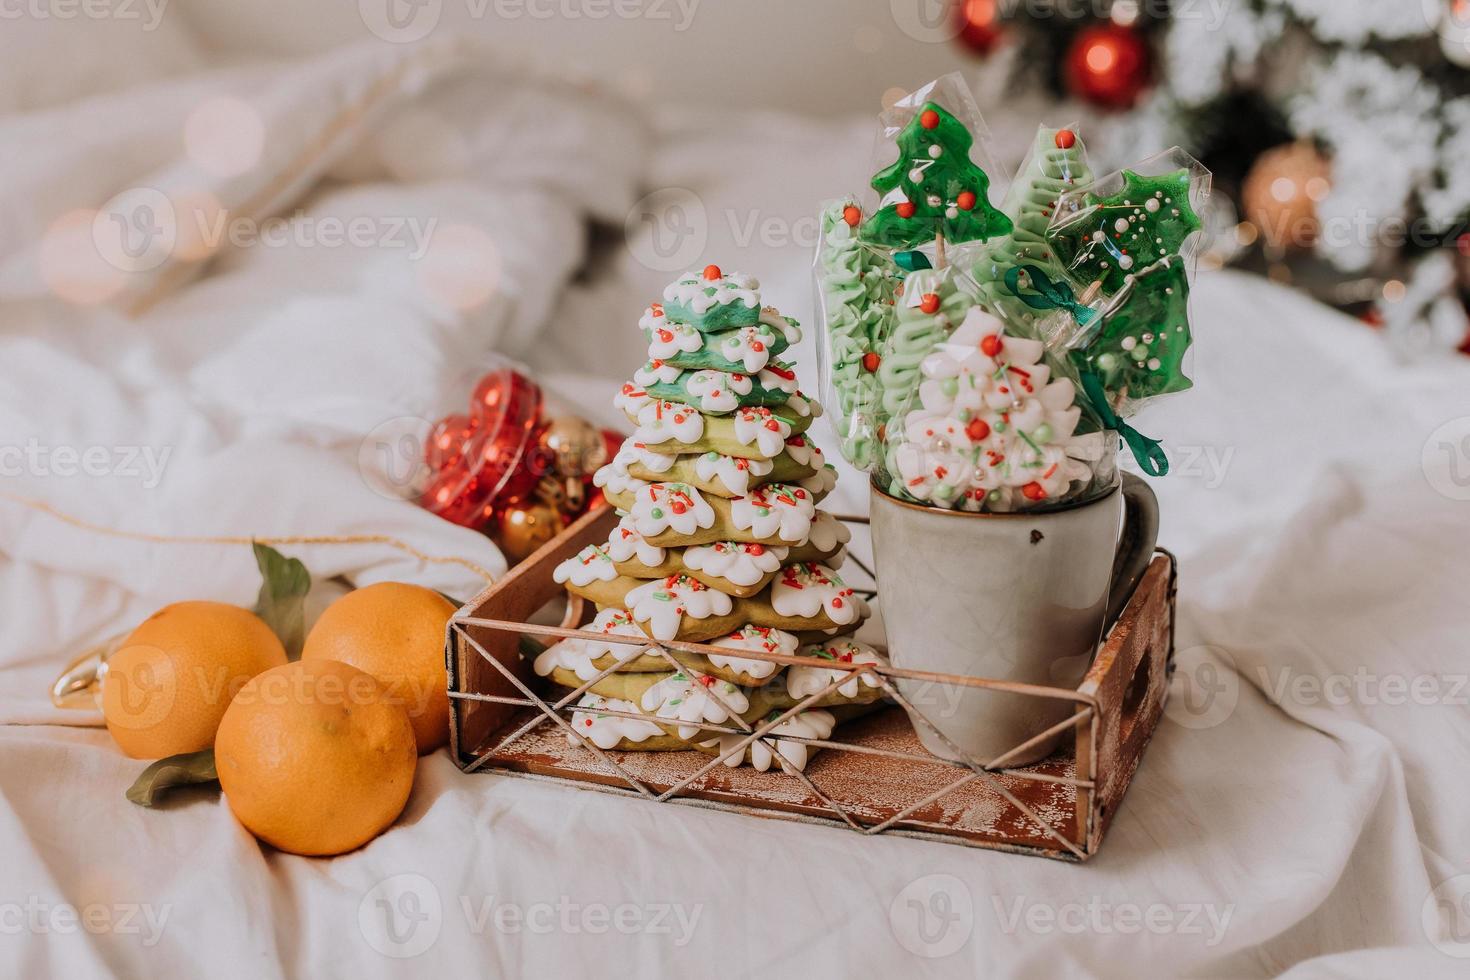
[683,541,787,587]
[629,440,678,473]
[640,671,751,740]
[626,575,734,641]
[799,464,838,497]
[685,369,753,413]
[692,451,773,497]
[634,399,705,447]
[604,513,666,567]
[783,391,819,418]
[567,694,664,749]
[641,303,703,359]
[626,482,716,537]
[614,380,651,417]
[758,306,803,345]
[707,625,798,680]
[757,362,799,395]
[807,512,851,554]
[700,708,835,772]
[634,359,683,388]
[717,323,782,373]
[731,406,791,457]
[664,270,760,316]
[771,563,865,625]
[592,445,651,496]
[552,544,618,587]
[788,639,886,700]
[782,434,822,468]
[730,484,817,543]
[534,608,656,681]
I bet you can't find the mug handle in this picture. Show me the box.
[1104,473,1160,629]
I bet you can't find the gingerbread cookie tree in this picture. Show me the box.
[538,266,887,773]
[862,102,1012,251]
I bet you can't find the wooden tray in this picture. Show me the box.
[447,505,1176,861]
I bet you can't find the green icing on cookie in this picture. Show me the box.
[877,268,972,417]
[646,364,798,414]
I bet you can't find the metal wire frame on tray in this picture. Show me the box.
[446,515,1173,860]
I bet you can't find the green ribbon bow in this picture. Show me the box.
[1003,265,1100,329]
[1079,370,1169,477]
[1002,264,1168,477]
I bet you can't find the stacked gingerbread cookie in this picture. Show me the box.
[536,265,888,773]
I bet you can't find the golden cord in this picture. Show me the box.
[0,491,498,584]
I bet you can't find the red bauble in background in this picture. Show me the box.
[954,0,1005,56]
[1064,23,1151,109]
[420,369,543,527]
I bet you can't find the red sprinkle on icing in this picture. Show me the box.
[702,264,722,280]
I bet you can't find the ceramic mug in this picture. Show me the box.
[868,474,1159,767]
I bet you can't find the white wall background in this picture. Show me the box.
[174,0,981,115]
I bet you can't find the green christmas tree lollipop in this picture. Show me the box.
[1053,168,1201,295]
[862,102,1012,251]
[1073,256,1193,400]
[974,126,1095,330]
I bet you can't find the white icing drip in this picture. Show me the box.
[629,440,678,473]
[641,305,703,359]
[634,360,683,388]
[782,434,821,467]
[799,464,838,497]
[634,399,705,447]
[626,575,734,641]
[806,512,851,554]
[625,482,716,537]
[664,270,760,316]
[771,563,865,625]
[731,407,791,457]
[788,639,886,700]
[604,514,666,567]
[730,484,817,543]
[567,694,664,749]
[552,544,618,587]
[700,708,835,772]
[592,445,651,496]
[757,306,803,345]
[706,625,798,680]
[533,608,656,681]
[717,323,782,373]
[757,363,800,395]
[640,671,751,740]
[683,541,787,587]
[614,380,651,416]
[692,451,773,496]
[684,370,753,413]
[783,392,819,418]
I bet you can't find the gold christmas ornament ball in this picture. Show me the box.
[1241,142,1332,252]
[539,416,607,478]
[495,503,561,563]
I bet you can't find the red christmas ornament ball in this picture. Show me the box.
[954,0,1004,56]
[1064,24,1151,109]
[425,413,477,471]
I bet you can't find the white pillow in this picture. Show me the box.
[0,5,204,113]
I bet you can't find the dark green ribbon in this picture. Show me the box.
[1003,264,1168,477]
[1079,370,1169,477]
[893,249,932,273]
[1003,264,1100,328]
